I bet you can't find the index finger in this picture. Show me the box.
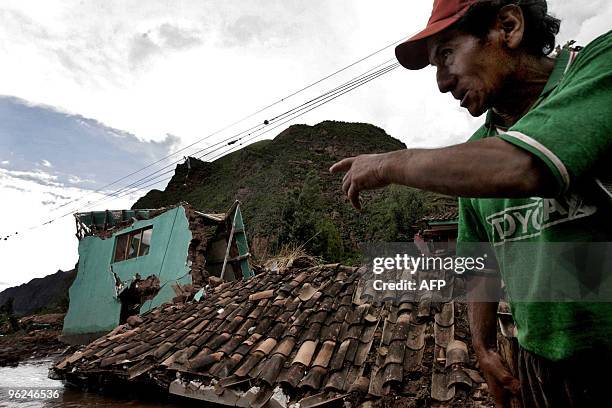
[329,157,355,174]
[347,184,361,211]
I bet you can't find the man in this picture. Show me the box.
[330,0,611,406]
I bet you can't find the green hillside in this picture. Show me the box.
[133,121,456,264]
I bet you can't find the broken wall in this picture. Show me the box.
[184,207,219,285]
[62,206,193,343]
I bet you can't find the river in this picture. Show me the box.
[0,357,208,408]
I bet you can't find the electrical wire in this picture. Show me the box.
[2,50,405,240]
[54,61,400,217]
[53,59,399,217]
[47,35,411,215]
[70,61,400,213]
[74,63,399,214]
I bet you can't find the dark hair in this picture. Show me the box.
[454,0,561,56]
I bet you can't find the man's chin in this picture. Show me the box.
[465,104,487,117]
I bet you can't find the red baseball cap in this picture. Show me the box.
[395,0,477,70]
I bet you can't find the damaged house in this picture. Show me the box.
[61,201,253,344]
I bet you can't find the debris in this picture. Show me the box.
[208,276,223,287]
[0,313,68,367]
[51,265,493,406]
[126,315,144,327]
[194,288,205,302]
[270,386,289,408]
[263,244,321,272]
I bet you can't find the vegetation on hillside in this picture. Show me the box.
[134,121,456,264]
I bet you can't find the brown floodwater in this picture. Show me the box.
[0,357,221,408]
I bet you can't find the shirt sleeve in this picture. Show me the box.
[498,31,612,196]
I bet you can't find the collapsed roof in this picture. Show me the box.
[74,201,239,240]
[53,264,488,407]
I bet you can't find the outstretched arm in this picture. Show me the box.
[329,136,556,209]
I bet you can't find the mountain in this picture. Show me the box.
[134,121,456,264]
[0,269,76,317]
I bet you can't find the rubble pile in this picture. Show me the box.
[0,313,67,367]
[52,265,493,407]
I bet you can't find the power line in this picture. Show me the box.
[76,61,400,211]
[118,59,399,196]
[63,62,400,218]
[53,61,401,218]
[205,63,401,161]
[2,47,405,240]
[47,35,411,215]
[66,63,399,215]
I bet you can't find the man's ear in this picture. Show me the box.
[496,4,524,50]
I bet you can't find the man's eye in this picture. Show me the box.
[441,49,453,60]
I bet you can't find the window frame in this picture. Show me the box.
[112,226,153,263]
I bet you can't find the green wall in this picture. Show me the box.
[63,206,192,336]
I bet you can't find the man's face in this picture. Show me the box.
[426,28,511,117]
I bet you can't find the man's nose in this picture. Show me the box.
[436,69,455,94]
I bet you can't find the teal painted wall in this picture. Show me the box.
[63,206,193,336]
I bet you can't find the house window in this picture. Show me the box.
[113,227,153,263]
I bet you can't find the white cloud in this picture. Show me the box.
[40,159,53,168]
[128,32,163,69]
[0,0,605,150]
[0,168,145,291]
[68,175,95,184]
[1,160,9,165]
[0,0,430,143]
[0,168,61,186]
[551,0,611,45]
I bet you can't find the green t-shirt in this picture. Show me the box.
[458,30,612,361]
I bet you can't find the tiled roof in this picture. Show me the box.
[423,209,459,223]
[53,264,487,407]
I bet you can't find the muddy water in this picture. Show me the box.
[0,358,204,408]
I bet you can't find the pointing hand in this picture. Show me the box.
[329,153,391,210]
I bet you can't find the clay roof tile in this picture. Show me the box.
[312,340,335,369]
[255,338,278,355]
[292,340,318,366]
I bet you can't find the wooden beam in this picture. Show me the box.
[220,211,238,281]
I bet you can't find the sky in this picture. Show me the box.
[0,0,610,291]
